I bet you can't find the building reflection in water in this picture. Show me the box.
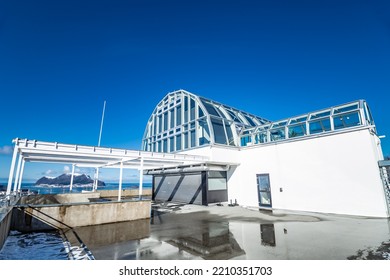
[260,224,276,247]
[166,221,245,260]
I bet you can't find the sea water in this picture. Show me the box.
[0,182,152,260]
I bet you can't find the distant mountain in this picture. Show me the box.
[35,174,105,186]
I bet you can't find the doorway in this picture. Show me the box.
[257,174,272,208]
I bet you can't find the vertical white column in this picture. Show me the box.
[139,157,144,199]
[70,164,75,192]
[6,143,18,196]
[94,167,100,191]
[17,159,25,191]
[13,155,22,192]
[118,162,123,202]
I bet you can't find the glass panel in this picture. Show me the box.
[208,178,227,191]
[163,139,167,152]
[208,171,226,178]
[260,192,272,206]
[153,116,157,135]
[176,134,181,151]
[334,112,361,130]
[163,112,168,131]
[310,111,330,120]
[258,175,270,191]
[244,115,257,126]
[255,132,268,144]
[270,128,285,141]
[169,109,174,128]
[199,119,210,145]
[184,96,189,123]
[158,115,162,133]
[190,130,196,147]
[202,100,221,117]
[289,116,307,124]
[240,135,251,146]
[184,132,189,149]
[225,121,235,146]
[176,105,182,126]
[309,118,331,134]
[169,136,174,152]
[211,118,227,144]
[333,104,358,114]
[288,124,306,138]
[190,98,195,121]
[199,107,205,118]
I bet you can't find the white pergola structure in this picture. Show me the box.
[6,138,212,201]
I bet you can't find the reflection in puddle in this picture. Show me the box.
[9,207,387,260]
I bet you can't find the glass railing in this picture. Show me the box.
[240,100,375,147]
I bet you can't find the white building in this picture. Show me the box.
[142,89,390,218]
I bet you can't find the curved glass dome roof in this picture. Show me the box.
[142,89,270,152]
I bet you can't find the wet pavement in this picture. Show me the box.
[69,204,390,260]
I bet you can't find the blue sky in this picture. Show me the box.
[0,0,389,182]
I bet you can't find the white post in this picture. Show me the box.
[139,157,144,199]
[94,167,99,191]
[118,162,123,202]
[17,159,25,191]
[13,155,22,193]
[6,142,18,196]
[70,164,75,192]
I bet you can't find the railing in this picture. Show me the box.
[378,161,390,215]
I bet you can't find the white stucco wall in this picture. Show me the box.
[224,128,388,217]
[176,128,388,217]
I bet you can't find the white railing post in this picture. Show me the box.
[139,157,144,199]
[118,162,123,202]
[70,164,75,192]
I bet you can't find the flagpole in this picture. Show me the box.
[94,100,106,191]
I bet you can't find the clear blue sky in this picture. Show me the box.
[0,0,389,181]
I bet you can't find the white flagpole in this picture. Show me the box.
[94,100,106,191]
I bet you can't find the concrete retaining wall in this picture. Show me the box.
[12,200,151,231]
[0,208,13,250]
[99,189,152,198]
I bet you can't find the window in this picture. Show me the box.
[190,130,196,147]
[163,112,168,131]
[169,109,174,128]
[288,124,306,138]
[199,119,210,145]
[211,118,227,144]
[169,136,174,152]
[184,132,189,149]
[309,118,331,134]
[176,134,181,151]
[190,98,196,121]
[176,105,182,126]
[334,112,361,130]
[270,128,285,141]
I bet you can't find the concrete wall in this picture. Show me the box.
[0,208,13,250]
[99,189,152,198]
[230,128,388,217]
[12,200,151,231]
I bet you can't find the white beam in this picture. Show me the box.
[17,159,25,191]
[7,144,18,195]
[70,164,75,192]
[139,156,144,198]
[13,155,22,192]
